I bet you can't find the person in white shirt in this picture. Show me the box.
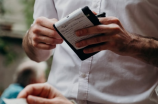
[18,0,158,104]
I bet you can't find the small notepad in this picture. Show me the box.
[53,6,106,60]
[3,98,28,104]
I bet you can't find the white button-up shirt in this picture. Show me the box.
[33,0,158,104]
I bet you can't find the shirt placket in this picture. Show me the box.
[77,57,93,104]
[91,0,102,14]
[77,1,101,104]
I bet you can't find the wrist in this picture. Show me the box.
[22,30,39,61]
[127,33,158,66]
[127,33,142,57]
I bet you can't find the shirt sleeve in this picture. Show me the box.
[33,0,58,20]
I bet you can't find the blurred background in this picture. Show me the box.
[0,0,52,96]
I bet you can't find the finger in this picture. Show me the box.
[18,84,48,98]
[76,24,120,36]
[50,18,58,21]
[27,95,53,104]
[33,43,56,50]
[39,84,52,98]
[33,35,63,45]
[92,11,97,15]
[83,43,109,53]
[35,17,58,30]
[32,25,62,39]
[99,17,123,28]
[76,34,110,48]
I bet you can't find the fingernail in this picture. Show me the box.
[83,50,87,53]
[60,39,63,42]
[28,95,36,103]
[76,31,82,36]
[58,39,63,43]
[83,49,88,53]
[76,42,82,47]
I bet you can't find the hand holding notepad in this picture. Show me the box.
[54,6,105,60]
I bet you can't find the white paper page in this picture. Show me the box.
[55,8,96,49]
[3,98,28,104]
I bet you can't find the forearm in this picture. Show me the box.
[22,32,52,62]
[127,34,158,67]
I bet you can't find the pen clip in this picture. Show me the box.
[96,12,106,17]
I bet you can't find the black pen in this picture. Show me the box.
[96,12,106,17]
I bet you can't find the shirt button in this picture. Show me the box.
[81,74,86,78]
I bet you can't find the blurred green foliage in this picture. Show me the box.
[0,0,5,15]
[20,0,35,28]
[0,0,35,65]
[0,38,17,65]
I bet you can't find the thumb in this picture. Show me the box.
[27,95,53,104]
[51,18,58,22]
[92,11,97,15]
